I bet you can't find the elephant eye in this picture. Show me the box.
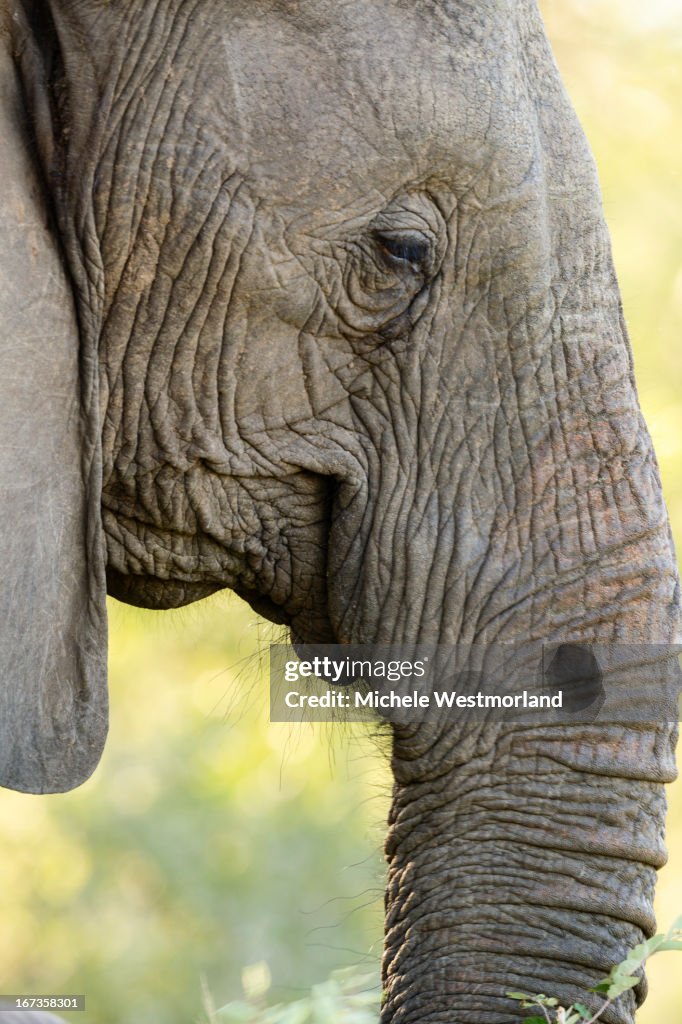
[374,231,431,269]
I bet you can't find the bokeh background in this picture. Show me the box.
[1,2,680,1021]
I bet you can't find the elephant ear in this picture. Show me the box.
[0,42,107,793]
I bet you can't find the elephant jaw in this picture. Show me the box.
[106,568,222,609]
[105,566,338,644]
[102,466,340,641]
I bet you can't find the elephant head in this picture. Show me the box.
[1,0,679,1020]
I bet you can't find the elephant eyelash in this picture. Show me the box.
[373,231,431,270]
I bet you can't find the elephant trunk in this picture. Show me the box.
[381,712,677,1023]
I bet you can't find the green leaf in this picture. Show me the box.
[612,957,642,976]
[607,975,640,999]
[507,992,536,1001]
[571,1003,592,1020]
[589,982,611,996]
[520,1017,547,1024]
[529,994,557,1006]
[626,935,669,962]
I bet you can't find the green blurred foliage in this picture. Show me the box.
[0,599,389,1024]
[209,965,381,1024]
[0,3,680,1022]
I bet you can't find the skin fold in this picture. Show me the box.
[1,0,679,1021]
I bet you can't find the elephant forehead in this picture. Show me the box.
[205,0,534,210]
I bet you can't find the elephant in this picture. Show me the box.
[0,0,679,1022]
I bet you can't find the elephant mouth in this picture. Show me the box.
[234,585,338,645]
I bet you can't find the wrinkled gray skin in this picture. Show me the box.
[0,1,679,1021]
